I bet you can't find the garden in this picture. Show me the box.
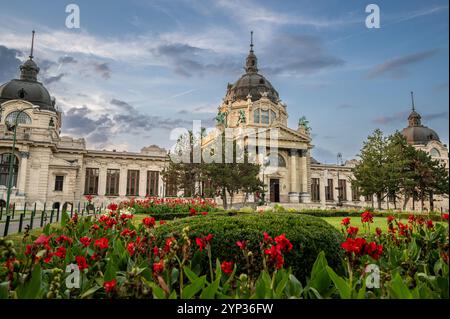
[0,198,448,299]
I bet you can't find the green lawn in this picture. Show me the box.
[320,216,403,234]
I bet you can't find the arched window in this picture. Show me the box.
[267,153,286,168]
[0,153,19,187]
[430,148,441,157]
[270,110,277,123]
[260,110,269,124]
[5,111,32,126]
[253,109,260,123]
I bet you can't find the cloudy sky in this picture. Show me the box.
[0,0,448,163]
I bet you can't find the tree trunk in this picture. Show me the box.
[222,188,228,210]
[376,193,382,210]
[403,193,409,210]
[429,192,434,212]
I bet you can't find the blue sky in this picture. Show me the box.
[0,0,448,163]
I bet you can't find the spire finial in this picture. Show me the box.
[29,30,35,59]
[410,91,415,111]
[250,31,254,51]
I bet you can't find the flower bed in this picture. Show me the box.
[0,205,448,299]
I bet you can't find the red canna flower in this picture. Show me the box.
[221,261,234,274]
[201,211,208,216]
[387,215,395,223]
[263,232,273,243]
[443,213,449,221]
[94,238,109,250]
[189,208,197,216]
[54,246,66,259]
[264,245,284,269]
[274,234,293,252]
[56,235,73,245]
[80,236,92,247]
[153,246,160,257]
[426,220,434,229]
[104,279,117,293]
[76,256,89,270]
[120,229,136,238]
[107,203,118,212]
[347,226,359,237]
[25,245,33,256]
[127,242,135,256]
[375,227,382,236]
[159,220,167,225]
[153,261,164,274]
[142,217,156,228]
[364,242,383,260]
[236,241,247,250]
[341,237,367,255]
[361,211,373,224]
[341,217,351,226]
[196,237,206,251]
[204,234,214,243]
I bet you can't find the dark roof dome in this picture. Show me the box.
[225,32,279,103]
[0,31,56,112]
[401,92,440,145]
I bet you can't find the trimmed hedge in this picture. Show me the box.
[153,213,344,281]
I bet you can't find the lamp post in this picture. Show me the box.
[1,106,39,219]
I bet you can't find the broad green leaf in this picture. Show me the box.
[387,273,413,299]
[326,266,351,299]
[18,264,42,299]
[200,276,220,299]
[183,266,200,283]
[285,274,302,298]
[309,251,332,294]
[143,279,166,299]
[80,285,101,299]
[182,276,206,299]
[0,282,9,299]
[104,258,117,281]
[61,210,70,227]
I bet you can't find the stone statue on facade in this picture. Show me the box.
[237,110,246,126]
[298,116,311,134]
[215,110,228,127]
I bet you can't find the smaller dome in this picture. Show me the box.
[226,73,279,103]
[0,79,54,111]
[401,126,440,145]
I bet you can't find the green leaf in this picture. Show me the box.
[326,266,351,299]
[104,257,117,282]
[182,276,206,299]
[387,273,413,299]
[200,276,220,299]
[143,279,166,299]
[309,251,332,295]
[274,271,289,298]
[61,210,70,227]
[80,285,101,299]
[285,274,302,298]
[0,282,9,299]
[18,264,42,299]
[183,266,200,283]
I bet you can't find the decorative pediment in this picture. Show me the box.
[49,156,80,168]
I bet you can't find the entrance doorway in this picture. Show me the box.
[269,179,280,203]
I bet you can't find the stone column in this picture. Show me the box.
[139,167,147,198]
[333,173,339,203]
[320,172,326,207]
[119,165,127,196]
[288,149,299,203]
[98,165,107,196]
[17,151,29,195]
[346,177,352,203]
[299,149,311,203]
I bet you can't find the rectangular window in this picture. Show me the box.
[146,171,159,196]
[325,179,334,201]
[106,169,120,196]
[260,110,270,124]
[253,109,260,123]
[126,170,139,196]
[84,168,99,195]
[311,178,320,202]
[365,195,372,202]
[54,175,64,191]
[352,185,360,201]
[338,179,347,201]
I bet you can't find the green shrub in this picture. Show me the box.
[154,213,344,281]
[238,206,255,214]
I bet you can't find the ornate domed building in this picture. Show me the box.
[0,32,167,212]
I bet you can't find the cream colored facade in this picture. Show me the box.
[0,37,448,212]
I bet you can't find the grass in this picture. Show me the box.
[320,216,396,234]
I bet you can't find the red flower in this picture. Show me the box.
[264,245,284,269]
[398,222,411,236]
[361,211,373,224]
[375,227,382,236]
[341,237,367,255]
[347,226,359,237]
[153,261,164,274]
[443,213,449,221]
[221,261,234,274]
[104,279,117,293]
[85,195,94,202]
[153,246,160,257]
[56,235,73,245]
[387,215,395,223]
[159,220,167,225]
[107,203,118,211]
[94,238,109,250]
[80,236,92,247]
[204,234,214,243]
[76,256,89,270]
[341,217,351,226]
[127,242,135,256]
[201,211,208,216]
[143,217,156,228]
[25,245,33,256]
[54,246,66,259]
[35,234,52,245]
[120,229,136,238]
[189,208,197,216]
[263,232,273,243]
[196,237,207,251]
[91,224,100,231]
[408,214,416,224]
[236,241,247,250]
[164,237,176,253]
[274,234,293,252]
[426,220,434,229]
[364,242,383,260]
